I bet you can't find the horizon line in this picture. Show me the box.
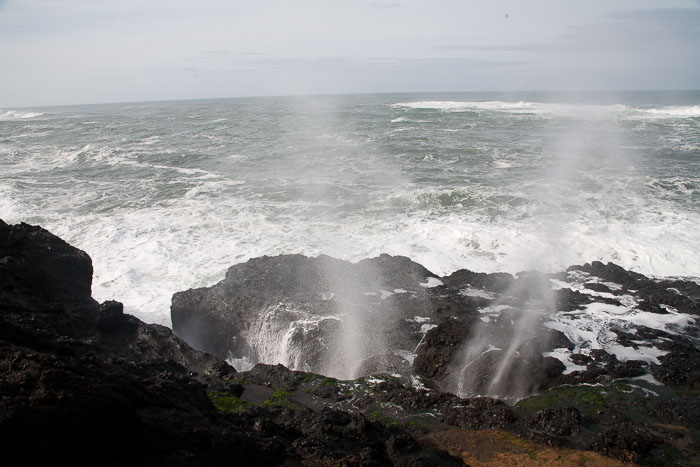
[3,88,700,110]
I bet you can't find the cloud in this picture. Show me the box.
[2,1,698,106]
[201,50,231,58]
[371,2,401,8]
[518,7,700,90]
[437,43,548,52]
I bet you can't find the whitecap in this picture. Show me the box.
[634,105,700,118]
[0,110,46,119]
[419,277,444,288]
[493,160,512,168]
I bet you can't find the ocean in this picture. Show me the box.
[1,91,698,326]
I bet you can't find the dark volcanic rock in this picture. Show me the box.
[568,261,648,288]
[636,281,700,315]
[413,317,476,383]
[526,407,582,438]
[589,425,662,464]
[1,221,461,466]
[5,219,700,465]
[175,252,700,405]
[568,260,700,316]
[652,339,700,385]
[0,220,94,312]
[441,269,514,293]
[171,253,447,379]
[444,397,516,429]
[583,282,613,293]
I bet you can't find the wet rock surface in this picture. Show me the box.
[3,220,699,465]
[171,253,445,379]
[0,220,460,466]
[172,249,700,464]
[173,253,700,403]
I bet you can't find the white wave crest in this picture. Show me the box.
[392,101,631,118]
[0,110,46,119]
[393,100,538,113]
[635,105,700,118]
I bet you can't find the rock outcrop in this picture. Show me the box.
[174,253,700,402]
[0,220,461,466]
[172,254,445,380]
[3,219,699,465]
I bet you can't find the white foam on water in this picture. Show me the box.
[606,343,667,365]
[545,300,696,365]
[460,287,497,299]
[2,95,699,329]
[393,100,540,113]
[633,105,700,118]
[392,101,629,118]
[393,100,700,122]
[226,355,255,372]
[406,316,431,323]
[5,177,698,329]
[543,348,588,374]
[0,110,46,119]
[419,277,443,288]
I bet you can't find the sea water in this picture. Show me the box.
[1,91,698,326]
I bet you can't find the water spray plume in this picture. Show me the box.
[451,102,633,401]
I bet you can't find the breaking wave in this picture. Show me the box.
[0,110,46,119]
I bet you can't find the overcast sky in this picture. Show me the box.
[1,0,699,107]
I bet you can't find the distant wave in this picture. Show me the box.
[393,100,539,113]
[392,100,629,117]
[0,110,46,119]
[393,101,700,119]
[635,105,700,118]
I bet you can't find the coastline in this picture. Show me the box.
[2,219,698,465]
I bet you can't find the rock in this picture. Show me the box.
[0,220,94,313]
[568,260,700,315]
[444,397,516,429]
[554,287,593,311]
[173,251,700,402]
[653,394,700,425]
[0,221,463,465]
[441,269,514,293]
[95,299,124,332]
[413,317,475,384]
[652,339,700,385]
[526,407,582,438]
[171,253,445,379]
[584,282,612,293]
[567,261,648,288]
[636,281,700,315]
[4,219,700,464]
[589,425,662,464]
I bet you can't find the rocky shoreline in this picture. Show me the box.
[1,219,698,465]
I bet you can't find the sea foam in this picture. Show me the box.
[1,93,698,326]
[0,110,46,119]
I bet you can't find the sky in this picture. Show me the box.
[1,0,699,107]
